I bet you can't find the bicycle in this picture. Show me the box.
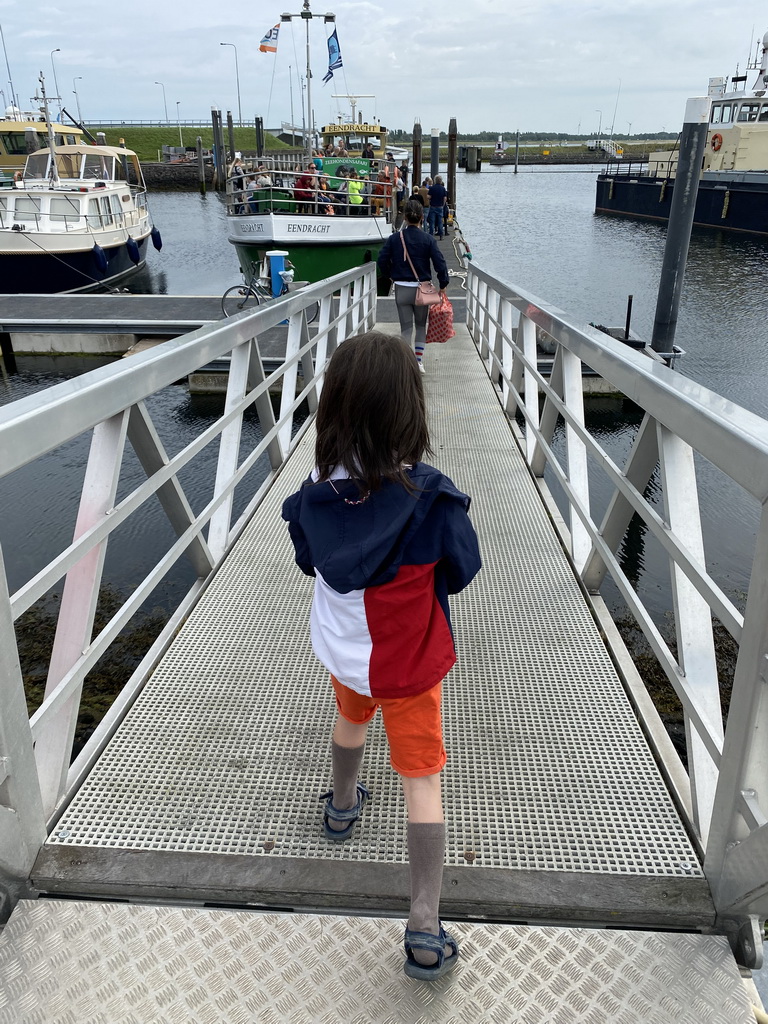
[221,260,319,323]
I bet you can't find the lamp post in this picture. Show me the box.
[50,48,61,115]
[219,42,242,124]
[176,101,183,147]
[627,121,632,138]
[73,76,82,122]
[280,2,335,164]
[154,81,169,123]
[595,109,602,138]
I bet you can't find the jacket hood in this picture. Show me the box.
[282,462,469,593]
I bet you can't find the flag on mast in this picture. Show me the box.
[322,29,343,83]
[259,24,280,53]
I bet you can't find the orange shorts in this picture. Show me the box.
[330,675,446,778]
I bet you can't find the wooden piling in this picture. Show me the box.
[412,122,422,191]
[447,117,457,214]
[197,137,206,195]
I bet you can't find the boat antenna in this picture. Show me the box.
[35,72,59,184]
[0,23,18,116]
[281,0,335,165]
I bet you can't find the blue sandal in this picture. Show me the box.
[404,923,459,980]
[319,782,370,841]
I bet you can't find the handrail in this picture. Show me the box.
[0,263,376,918]
[465,260,767,966]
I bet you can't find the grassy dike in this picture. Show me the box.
[87,124,289,162]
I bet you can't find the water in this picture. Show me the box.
[3,171,768,627]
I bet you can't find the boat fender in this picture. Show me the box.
[151,226,163,251]
[711,133,723,151]
[126,236,141,264]
[92,244,108,274]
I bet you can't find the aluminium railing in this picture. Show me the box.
[465,260,767,968]
[0,263,376,923]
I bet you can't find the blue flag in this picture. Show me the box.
[323,29,343,83]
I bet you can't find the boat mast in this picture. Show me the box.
[282,0,335,166]
[36,72,59,184]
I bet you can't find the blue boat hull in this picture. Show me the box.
[595,173,768,236]
[0,235,150,294]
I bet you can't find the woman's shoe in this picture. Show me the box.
[319,782,370,841]
[404,923,459,980]
[418,361,426,374]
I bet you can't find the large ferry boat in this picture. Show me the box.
[595,30,768,236]
[225,3,398,284]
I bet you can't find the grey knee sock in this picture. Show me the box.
[328,741,365,830]
[407,822,446,965]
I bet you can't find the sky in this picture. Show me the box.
[4,1,768,137]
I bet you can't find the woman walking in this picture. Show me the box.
[376,201,449,372]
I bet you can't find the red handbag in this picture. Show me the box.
[426,293,455,344]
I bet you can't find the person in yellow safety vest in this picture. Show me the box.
[347,170,365,215]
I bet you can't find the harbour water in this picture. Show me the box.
[2,168,767,638]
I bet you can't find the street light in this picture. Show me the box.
[176,101,183,147]
[626,121,632,138]
[219,42,241,124]
[154,81,168,123]
[595,109,602,137]
[73,76,82,122]
[50,48,61,115]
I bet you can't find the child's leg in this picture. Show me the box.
[402,774,451,967]
[330,714,368,817]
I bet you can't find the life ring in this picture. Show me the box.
[711,133,723,151]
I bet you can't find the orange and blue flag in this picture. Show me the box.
[259,24,280,53]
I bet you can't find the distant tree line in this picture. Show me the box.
[387,129,678,142]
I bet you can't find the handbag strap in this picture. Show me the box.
[400,231,420,282]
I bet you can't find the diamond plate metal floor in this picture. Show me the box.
[32,325,712,928]
[0,900,754,1024]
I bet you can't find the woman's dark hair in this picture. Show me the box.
[315,331,432,494]
[403,200,423,224]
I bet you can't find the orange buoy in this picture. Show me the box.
[711,133,723,151]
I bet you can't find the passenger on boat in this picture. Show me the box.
[248,167,272,213]
[399,162,409,188]
[347,170,364,214]
[427,177,448,238]
[313,150,324,171]
[371,170,390,216]
[376,200,449,368]
[334,168,350,215]
[362,142,375,159]
[334,139,349,157]
[324,142,335,157]
[294,164,318,213]
[230,158,246,214]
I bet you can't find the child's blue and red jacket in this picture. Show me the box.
[282,462,481,700]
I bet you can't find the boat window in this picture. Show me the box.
[84,154,110,179]
[711,105,722,124]
[14,196,41,224]
[0,132,27,155]
[49,195,82,224]
[759,104,768,122]
[721,104,732,123]
[99,195,113,225]
[110,193,123,220]
[87,197,103,227]
[55,153,81,179]
[24,153,48,179]
[0,195,6,228]
[737,103,760,122]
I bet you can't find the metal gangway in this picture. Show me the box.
[0,262,765,1022]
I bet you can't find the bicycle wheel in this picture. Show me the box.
[305,301,320,325]
[221,284,261,318]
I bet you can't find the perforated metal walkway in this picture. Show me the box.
[2,324,756,1021]
[32,325,710,927]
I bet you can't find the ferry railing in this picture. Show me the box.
[466,261,767,967]
[0,263,376,924]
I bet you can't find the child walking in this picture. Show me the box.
[282,331,481,980]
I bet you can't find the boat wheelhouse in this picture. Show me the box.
[0,109,83,174]
[595,30,768,236]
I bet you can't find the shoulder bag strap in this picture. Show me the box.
[400,231,420,281]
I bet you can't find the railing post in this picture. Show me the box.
[519,313,539,465]
[657,425,723,841]
[35,412,129,818]
[562,349,591,570]
[0,546,46,924]
[209,339,253,560]
[500,298,515,414]
[705,504,768,965]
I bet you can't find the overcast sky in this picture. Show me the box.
[5,1,768,136]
